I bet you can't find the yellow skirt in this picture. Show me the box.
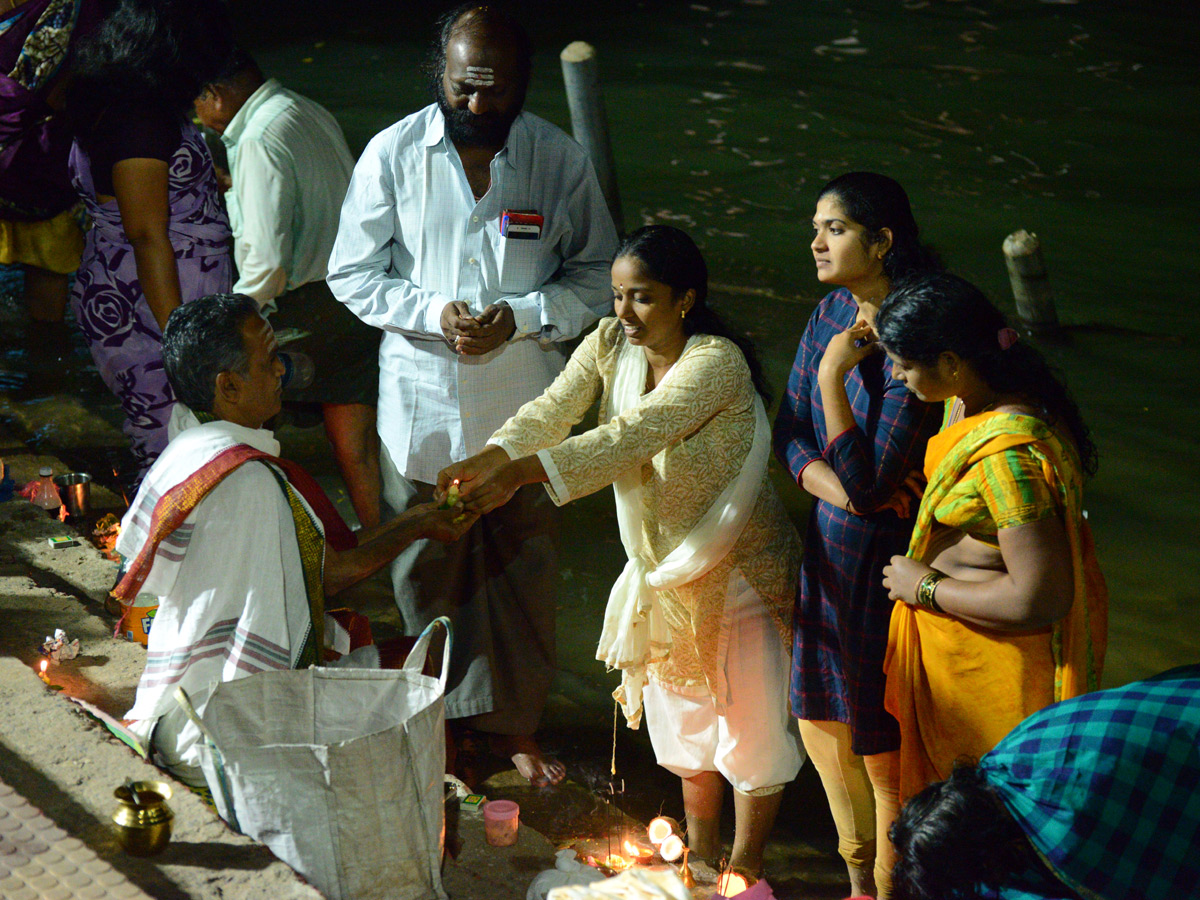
[0,207,84,274]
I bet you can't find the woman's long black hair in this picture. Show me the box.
[817,172,942,284]
[890,764,1065,900]
[876,272,1098,475]
[615,225,772,404]
[67,0,237,140]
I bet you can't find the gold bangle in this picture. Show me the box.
[915,571,947,613]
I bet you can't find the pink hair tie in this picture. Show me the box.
[998,327,1019,351]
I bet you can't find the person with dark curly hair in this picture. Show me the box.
[890,665,1200,900]
[877,272,1108,808]
[65,0,236,485]
[773,172,942,898]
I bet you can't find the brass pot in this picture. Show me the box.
[111,780,174,856]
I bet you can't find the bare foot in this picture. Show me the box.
[488,734,566,787]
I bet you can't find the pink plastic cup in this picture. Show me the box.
[482,799,519,847]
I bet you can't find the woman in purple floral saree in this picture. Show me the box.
[66,0,235,483]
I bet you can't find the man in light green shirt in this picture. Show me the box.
[195,53,382,528]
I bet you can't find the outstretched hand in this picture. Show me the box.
[435,445,511,505]
[409,500,478,543]
[457,460,527,516]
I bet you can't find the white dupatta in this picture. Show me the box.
[596,336,770,727]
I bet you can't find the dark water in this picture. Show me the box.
[232,0,1200,702]
[2,0,1197,892]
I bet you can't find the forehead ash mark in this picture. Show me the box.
[249,316,277,352]
[463,65,496,86]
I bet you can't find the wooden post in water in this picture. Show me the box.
[560,41,624,232]
[1003,230,1060,335]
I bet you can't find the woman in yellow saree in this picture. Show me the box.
[874,273,1107,806]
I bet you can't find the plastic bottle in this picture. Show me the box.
[32,466,61,512]
[279,351,315,391]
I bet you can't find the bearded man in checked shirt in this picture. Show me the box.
[327,3,617,785]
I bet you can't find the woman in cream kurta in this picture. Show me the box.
[439,226,802,876]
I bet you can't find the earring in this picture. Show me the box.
[680,309,688,320]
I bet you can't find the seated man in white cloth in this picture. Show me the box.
[113,293,473,786]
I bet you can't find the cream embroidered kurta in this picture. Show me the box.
[490,318,800,694]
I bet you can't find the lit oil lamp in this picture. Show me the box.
[623,840,653,863]
[38,659,49,683]
[716,868,755,898]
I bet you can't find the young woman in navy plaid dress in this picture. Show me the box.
[772,173,941,898]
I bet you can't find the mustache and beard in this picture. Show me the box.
[435,78,525,148]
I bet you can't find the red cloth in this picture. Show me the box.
[115,444,356,602]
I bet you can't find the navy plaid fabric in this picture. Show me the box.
[772,288,939,754]
[981,665,1200,900]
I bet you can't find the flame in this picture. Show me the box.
[625,840,654,860]
[57,504,68,522]
[40,660,48,674]
[92,514,122,561]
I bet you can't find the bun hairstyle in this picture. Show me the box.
[817,172,942,284]
[876,272,1097,475]
[615,225,772,404]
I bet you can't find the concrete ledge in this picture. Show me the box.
[0,481,559,899]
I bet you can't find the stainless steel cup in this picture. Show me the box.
[53,473,92,518]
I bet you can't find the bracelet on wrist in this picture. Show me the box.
[914,571,947,613]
